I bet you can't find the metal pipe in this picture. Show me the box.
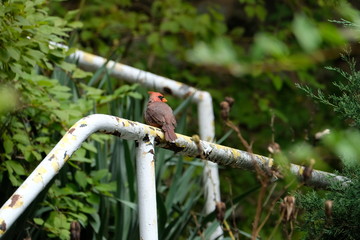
[0,114,347,238]
[197,92,222,239]
[68,48,223,237]
[136,136,158,240]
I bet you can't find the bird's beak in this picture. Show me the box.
[162,98,168,102]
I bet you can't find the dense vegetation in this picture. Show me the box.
[1,0,360,239]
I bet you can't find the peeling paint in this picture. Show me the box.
[122,121,130,127]
[268,158,274,168]
[64,154,70,162]
[48,154,55,161]
[230,149,241,159]
[8,195,23,208]
[51,161,60,172]
[70,135,77,141]
[83,52,95,63]
[298,166,304,175]
[151,159,155,168]
[32,167,47,183]
[113,130,122,137]
[0,219,6,234]
[68,128,76,134]
[143,134,150,143]
[114,63,123,72]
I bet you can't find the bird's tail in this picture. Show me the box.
[162,125,177,142]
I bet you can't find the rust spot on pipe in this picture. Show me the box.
[64,151,70,162]
[148,149,154,155]
[9,194,21,208]
[127,120,135,126]
[167,142,185,153]
[205,150,214,160]
[48,154,55,161]
[0,220,6,232]
[163,87,172,95]
[151,159,155,168]
[184,91,193,98]
[68,128,76,134]
[143,134,150,142]
[113,130,122,137]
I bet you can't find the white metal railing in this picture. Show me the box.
[67,47,223,238]
[0,114,347,239]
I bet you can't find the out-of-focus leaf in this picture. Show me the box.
[75,171,88,189]
[293,14,322,52]
[252,33,289,58]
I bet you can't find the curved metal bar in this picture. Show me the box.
[0,114,347,238]
[58,44,222,239]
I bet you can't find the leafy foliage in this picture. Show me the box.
[2,0,360,239]
[297,54,360,129]
[297,164,360,240]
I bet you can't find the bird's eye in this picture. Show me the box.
[158,96,164,100]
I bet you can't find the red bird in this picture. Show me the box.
[145,91,177,142]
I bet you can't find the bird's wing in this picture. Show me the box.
[146,102,176,127]
[146,102,166,125]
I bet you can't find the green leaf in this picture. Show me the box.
[271,74,283,91]
[127,92,142,99]
[293,14,322,52]
[31,150,42,161]
[94,182,116,192]
[116,198,137,210]
[58,61,76,72]
[9,63,23,76]
[82,142,97,153]
[34,218,45,225]
[37,78,56,87]
[72,68,92,78]
[25,49,45,61]
[6,47,20,61]
[3,134,14,154]
[161,36,177,51]
[52,109,69,122]
[91,169,109,181]
[13,133,30,145]
[43,100,61,109]
[5,160,26,175]
[75,171,88,189]
[147,32,159,45]
[319,22,346,46]
[253,33,289,58]
[68,21,83,28]
[160,21,179,33]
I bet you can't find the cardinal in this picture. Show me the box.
[145,91,177,142]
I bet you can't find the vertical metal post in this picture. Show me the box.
[136,135,158,240]
[198,92,223,239]
[65,47,223,237]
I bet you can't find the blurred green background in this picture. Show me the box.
[1,0,360,239]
